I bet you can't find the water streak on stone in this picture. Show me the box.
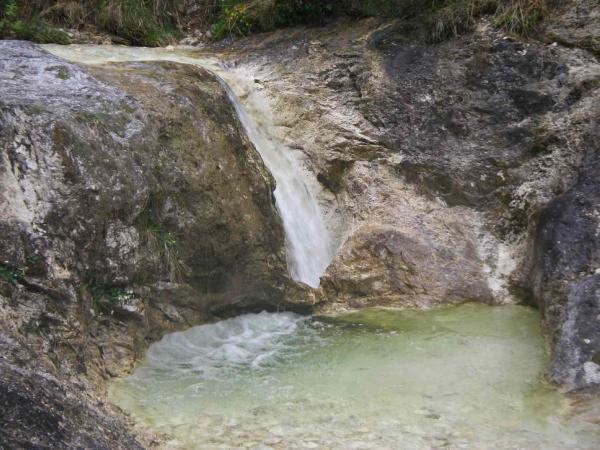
[43,44,333,287]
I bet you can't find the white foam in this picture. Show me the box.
[141,312,315,382]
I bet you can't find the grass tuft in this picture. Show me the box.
[494,0,549,36]
[96,0,183,46]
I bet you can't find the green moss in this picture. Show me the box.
[90,285,134,304]
[74,109,130,137]
[56,66,70,80]
[0,264,24,282]
[76,111,110,125]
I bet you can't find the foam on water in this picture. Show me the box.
[109,305,599,449]
[140,312,316,381]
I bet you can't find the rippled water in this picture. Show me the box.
[109,305,599,449]
[43,44,333,287]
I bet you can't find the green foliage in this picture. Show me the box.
[96,0,183,46]
[0,0,182,46]
[0,0,70,43]
[211,0,342,39]
[90,285,134,304]
[86,284,136,316]
[147,220,178,248]
[0,0,560,45]
[0,264,24,282]
[211,0,251,40]
[494,0,548,36]
[137,192,183,282]
[430,0,498,41]
[208,0,558,40]
[146,219,182,281]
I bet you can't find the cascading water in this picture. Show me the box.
[215,76,331,287]
[41,45,600,450]
[43,45,332,287]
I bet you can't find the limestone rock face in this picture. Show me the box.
[544,0,600,56]
[0,41,288,447]
[532,143,600,389]
[216,2,600,389]
[319,223,493,310]
[316,164,494,310]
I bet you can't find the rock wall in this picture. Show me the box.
[0,41,290,447]
[213,0,600,389]
[532,138,600,389]
[0,2,599,446]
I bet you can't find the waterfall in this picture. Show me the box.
[43,45,333,287]
[215,77,331,287]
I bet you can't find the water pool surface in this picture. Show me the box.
[109,305,599,449]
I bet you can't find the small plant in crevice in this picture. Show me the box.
[84,284,137,316]
[146,220,184,282]
[136,191,185,283]
[0,264,25,282]
[90,285,135,304]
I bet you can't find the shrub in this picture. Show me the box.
[96,0,183,46]
[0,0,70,43]
[1,0,184,46]
[211,0,251,39]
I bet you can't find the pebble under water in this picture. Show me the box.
[109,305,599,449]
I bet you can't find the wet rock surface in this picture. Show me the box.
[213,2,600,389]
[0,1,599,446]
[0,41,289,447]
[532,140,600,389]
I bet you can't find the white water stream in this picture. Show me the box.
[44,45,332,287]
